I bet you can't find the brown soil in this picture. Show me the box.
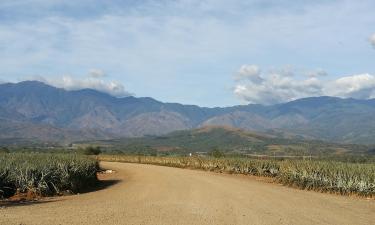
[7,190,41,202]
[0,162,374,225]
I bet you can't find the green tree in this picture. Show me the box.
[79,146,102,155]
[0,147,9,154]
[210,147,224,158]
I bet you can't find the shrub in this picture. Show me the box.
[79,146,102,155]
[0,147,9,154]
[210,148,225,158]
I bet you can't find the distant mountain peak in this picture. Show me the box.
[0,80,50,88]
[1,81,375,144]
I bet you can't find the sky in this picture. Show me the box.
[0,0,374,107]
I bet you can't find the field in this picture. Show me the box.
[0,153,99,199]
[81,127,374,156]
[1,151,373,199]
[1,152,374,225]
[2,162,374,225]
[99,155,375,197]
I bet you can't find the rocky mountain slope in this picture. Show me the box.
[1,81,375,144]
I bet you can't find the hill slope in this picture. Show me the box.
[82,127,372,156]
[1,81,375,144]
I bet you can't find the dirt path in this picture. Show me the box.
[1,162,374,225]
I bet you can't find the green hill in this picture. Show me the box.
[81,126,373,157]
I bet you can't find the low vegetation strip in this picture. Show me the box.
[99,155,375,197]
[0,153,99,199]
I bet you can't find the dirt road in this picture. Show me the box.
[1,162,374,225]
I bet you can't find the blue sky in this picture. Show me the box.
[0,0,374,106]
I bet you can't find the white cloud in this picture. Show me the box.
[236,64,262,83]
[306,69,328,78]
[34,74,131,97]
[370,33,375,48]
[325,73,375,99]
[0,1,374,106]
[269,65,295,77]
[234,65,375,104]
[88,69,106,78]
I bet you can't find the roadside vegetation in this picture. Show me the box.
[0,153,99,199]
[1,143,374,199]
[99,155,375,197]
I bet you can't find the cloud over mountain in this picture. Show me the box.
[234,65,375,104]
[326,73,375,99]
[370,33,375,48]
[34,72,131,97]
[88,69,106,78]
[235,65,262,83]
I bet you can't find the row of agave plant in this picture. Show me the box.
[0,153,99,198]
[99,155,375,197]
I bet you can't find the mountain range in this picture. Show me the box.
[1,81,375,145]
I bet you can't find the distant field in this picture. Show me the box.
[81,127,374,157]
[0,153,98,199]
[99,155,375,197]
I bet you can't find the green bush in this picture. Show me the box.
[0,147,9,154]
[79,146,102,155]
[210,148,225,158]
